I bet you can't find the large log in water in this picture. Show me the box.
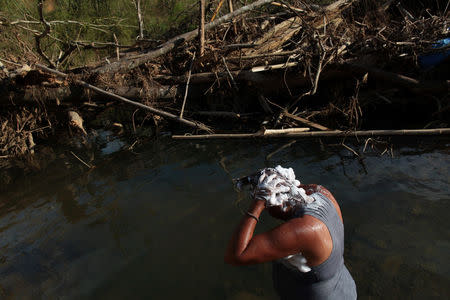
[36,64,213,132]
[0,83,181,105]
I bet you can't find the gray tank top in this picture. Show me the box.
[272,190,357,299]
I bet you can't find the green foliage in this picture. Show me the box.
[0,0,355,67]
[0,0,199,67]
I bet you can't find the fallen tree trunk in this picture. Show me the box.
[172,128,450,139]
[36,64,212,132]
[0,85,72,105]
[153,67,322,88]
[92,0,276,74]
[153,61,450,97]
[0,84,181,105]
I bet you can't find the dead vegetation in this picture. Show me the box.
[1,0,449,156]
[0,107,51,157]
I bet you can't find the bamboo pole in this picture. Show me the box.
[263,128,310,135]
[172,128,450,140]
[35,64,213,133]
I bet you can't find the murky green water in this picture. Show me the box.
[0,137,449,299]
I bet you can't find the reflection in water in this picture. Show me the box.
[0,138,449,299]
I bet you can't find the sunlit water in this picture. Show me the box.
[0,137,449,299]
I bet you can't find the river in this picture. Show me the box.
[0,136,449,299]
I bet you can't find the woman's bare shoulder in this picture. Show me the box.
[300,184,343,222]
[317,185,343,222]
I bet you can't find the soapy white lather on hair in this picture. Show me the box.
[254,165,315,210]
[252,166,315,272]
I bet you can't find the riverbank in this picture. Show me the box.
[1,0,449,160]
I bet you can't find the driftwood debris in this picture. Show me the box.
[180,52,196,119]
[70,151,93,169]
[172,128,450,140]
[93,0,276,74]
[2,0,449,158]
[1,83,180,105]
[282,112,330,131]
[68,111,87,135]
[36,64,212,133]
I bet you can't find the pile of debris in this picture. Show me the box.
[1,0,449,154]
[0,108,50,158]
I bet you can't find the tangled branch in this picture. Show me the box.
[35,0,54,67]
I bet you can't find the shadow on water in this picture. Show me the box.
[0,137,449,299]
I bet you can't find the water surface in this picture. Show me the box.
[0,137,449,299]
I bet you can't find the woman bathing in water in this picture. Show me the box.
[225,166,357,300]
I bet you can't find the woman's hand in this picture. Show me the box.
[247,199,266,220]
[253,186,270,202]
[250,198,266,209]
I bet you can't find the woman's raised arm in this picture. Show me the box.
[224,200,321,265]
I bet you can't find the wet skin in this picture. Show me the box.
[225,184,343,267]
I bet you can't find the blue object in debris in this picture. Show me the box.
[419,38,450,68]
[431,37,450,48]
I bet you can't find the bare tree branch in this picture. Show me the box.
[35,0,54,67]
[134,0,144,40]
[93,0,277,74]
